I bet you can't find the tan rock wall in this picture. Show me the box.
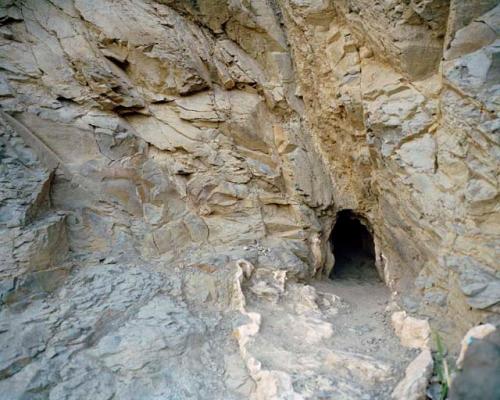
[0,0,335,299]
[0,0,498,343]
[280,0,500,341]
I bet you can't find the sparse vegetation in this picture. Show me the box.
[432,331,452,400]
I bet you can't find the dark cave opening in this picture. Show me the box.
[329,210,380,281]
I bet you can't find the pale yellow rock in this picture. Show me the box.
[392,311,431,349]
[359,46,373,59]
[391,349,433,400]
[236,259,255,279]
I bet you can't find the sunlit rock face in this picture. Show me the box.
[0,0,498,398]
[279,0,500,336]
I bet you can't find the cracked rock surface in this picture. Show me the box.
[0,0,498,399]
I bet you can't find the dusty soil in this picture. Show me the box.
[310,253,417,398]
[315,254,416,363]
[242,252,417,399]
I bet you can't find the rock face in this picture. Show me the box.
[281,0,500,339]
[0,0,498,398]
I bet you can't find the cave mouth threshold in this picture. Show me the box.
[329,210,381,282]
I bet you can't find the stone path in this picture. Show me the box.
[240,253,416,399]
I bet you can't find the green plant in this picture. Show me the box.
[433,331,451,400]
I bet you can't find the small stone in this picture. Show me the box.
[392,311,431,349]
[359,46,373,59]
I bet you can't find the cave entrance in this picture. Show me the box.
[329,210,380,282]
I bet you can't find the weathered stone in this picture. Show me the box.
[449,329,500,400]
[0,0,499,398]
[391,349,433,400]
[456,323,497,368]
[392,311,431,349]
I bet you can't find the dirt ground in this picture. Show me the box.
[316,253,416,365]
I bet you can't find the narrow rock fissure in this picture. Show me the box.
[329,210,380,282]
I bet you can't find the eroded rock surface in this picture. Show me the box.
[279,0,500,340]
[0,0,498,399]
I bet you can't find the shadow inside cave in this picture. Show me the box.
[329,210,381,282]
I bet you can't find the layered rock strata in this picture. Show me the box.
[279,0,500,339]
[0,0,498,398]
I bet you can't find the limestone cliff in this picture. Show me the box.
[0,0,498,399]
[279,0,500,338]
